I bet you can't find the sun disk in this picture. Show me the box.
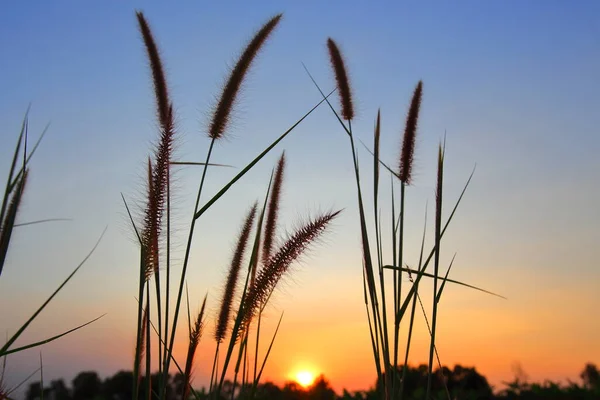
[295,370,315,387]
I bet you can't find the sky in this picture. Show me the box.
[1,0,599,396]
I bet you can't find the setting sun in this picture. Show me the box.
[295,370,316,388]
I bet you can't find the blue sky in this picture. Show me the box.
[1,0,599,394]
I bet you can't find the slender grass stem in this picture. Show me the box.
[426,146,444,399]
[162,138,216,396]
[145,283,152,400]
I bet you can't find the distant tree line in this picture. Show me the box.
[23,363,600,400]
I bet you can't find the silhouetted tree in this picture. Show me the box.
[72,371,101,400]
[254,381,283,400]
[307,375,336,400]
[49,379,71,400]
[102,371,133,400]
[26,382,42,400]
[581,363,599,390]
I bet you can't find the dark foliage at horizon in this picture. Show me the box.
[21,362,600,400]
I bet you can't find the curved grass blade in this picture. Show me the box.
[194,91,333,220]
[39,353,43,400]
[0,227,107,355]
[406,269,451,400]
[14,218,71,228]
[384,265,506,300]
[395,165,477,322]
[0,108,28,225]
[170,161,235,168]
[5,367,41,397]
[9,122,50,193]
[121,193,142,244]
[2,314,105,356]
[436,254,457,303]
[359,138,401,179]
[0,171,28,277]
[135,295,203,400]
[253,311,283,384]
[301,63,351,138]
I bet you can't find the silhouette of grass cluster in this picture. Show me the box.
[0,8,512,400]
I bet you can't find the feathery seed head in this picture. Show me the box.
[136,12,171,132]
[137,12,175,282]
[209,14,283,140]
[399,81,423,184]
[242,210,341,327]
[262,152,285,265]
[327,38,354,121]
[215,204,257,343]
[184,295,207,400]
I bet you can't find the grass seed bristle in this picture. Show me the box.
[136,12,171,131]
[242,210,341,326]
[184,295,207,400]
[209,14,282,140]
[327,38,354,121]
[215,204,258,343]
[399,81,423,184]
[262,152,285,265]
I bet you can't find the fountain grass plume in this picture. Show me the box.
[136,12,171,131]
[242,210,341,325]
[209,14,283,140]
[262,152,285,265]
[137,10,175,275]
[183,294,207,400]
[399,81,422,184]
[327,38,354,121]
[215,204,258,343]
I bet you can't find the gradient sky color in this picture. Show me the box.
[1,0,599,396]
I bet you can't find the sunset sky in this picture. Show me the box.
[1,0,599,396]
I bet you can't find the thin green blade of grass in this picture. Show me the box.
[5,367,41,398]
[170,161,235,168]
[144,286,151,400]
[426,144,444,400]
[0,227,106,355]
[0,109,28,225]
[363,267,382,381]
[395,166,476,322]
[121,193,142,245]
[436,254,457,303]
[193,91,333,221]
[14,218,71,228]
[358,138,401,180]
[253,311,283,385]
[39,353,43,400]
[407,268,451,400]
[132,247,147,400]
[383,265,506,300]
[1,314,105,356]
[0,171,28,277]
[399,204,428,400]
[8,122,50,194]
